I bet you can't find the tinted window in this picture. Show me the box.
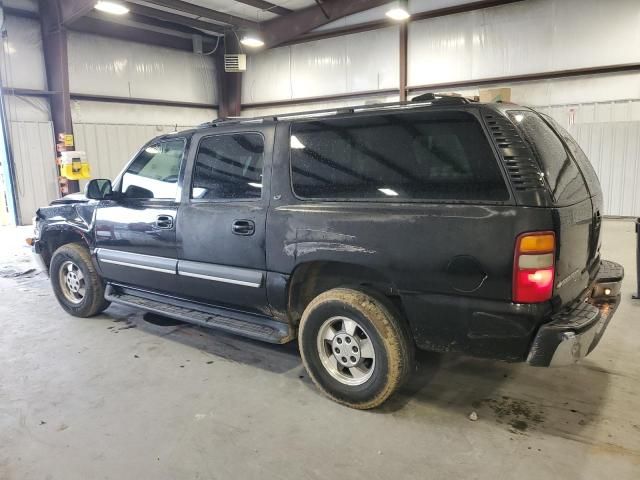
[508,111,589,205]
[542,114,601,198]
[192,133,264,200]
[290,111,509,201]
[121,139,185,199]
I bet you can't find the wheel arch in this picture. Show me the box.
[40,225,91,268]
[287,260,404,325]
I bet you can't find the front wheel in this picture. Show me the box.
[298,288,413,409]
[50,243,110,317]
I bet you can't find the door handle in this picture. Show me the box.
[155,215,174,229]
[232,219,255,236]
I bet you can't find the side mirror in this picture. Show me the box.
[124,185,154,199]
[85,179,113,200]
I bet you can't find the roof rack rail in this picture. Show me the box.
[200,96,481,128]
[411,92,475,105]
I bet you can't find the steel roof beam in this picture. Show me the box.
[261,0,391,48]
[142,0,259,29]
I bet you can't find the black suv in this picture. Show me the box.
[32,97,623,409]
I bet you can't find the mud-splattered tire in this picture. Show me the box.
[298,287,413,409]
[50,243,110,317]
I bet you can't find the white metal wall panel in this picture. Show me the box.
[70,100,216,126]
[0,15,47,91]
[3,95,51,122]
[67,32,217,104]
[570,122,640,217]
[73,122,194,184]
[243,47,294,103]
[241,93,400,118]
[242,27,399,104]
[9,121,58,225]
[408,0,640,87]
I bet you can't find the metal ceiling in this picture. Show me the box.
[51,0,396,50]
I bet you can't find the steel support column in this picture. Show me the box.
[216,34,243,119]
[39,0,79,193]
[399,23,408,102]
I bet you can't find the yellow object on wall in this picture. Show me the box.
[59,151,91,180]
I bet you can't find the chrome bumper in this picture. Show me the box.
[527,260,624,367]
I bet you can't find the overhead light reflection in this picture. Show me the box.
[378,188,399,196]
[290,135,306,149]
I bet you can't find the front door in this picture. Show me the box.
[175,128,271,315]
[94,137,188,294]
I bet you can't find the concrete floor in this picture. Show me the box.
[1,220,639,480]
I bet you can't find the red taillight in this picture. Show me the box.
[513,231,555,303]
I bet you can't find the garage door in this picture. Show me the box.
[10,121,58,225]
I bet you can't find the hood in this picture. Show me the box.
[50,192,89,205]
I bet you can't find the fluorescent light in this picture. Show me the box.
[95,1,129,15]
[378,188,399,196]
[386,0,410,21]
[290,135,305,149]
[248,182,263,189]
[386,8,410,20]
[240,35,264,48]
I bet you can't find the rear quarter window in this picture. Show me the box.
[508,111,590,206]
[289,110,509,202]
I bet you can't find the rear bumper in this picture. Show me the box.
[527,260,624,367]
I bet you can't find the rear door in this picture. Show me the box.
[94,137,187,293]
[174,126,272,314]
[508,111,597,306]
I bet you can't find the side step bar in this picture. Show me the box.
[105,284,294,344]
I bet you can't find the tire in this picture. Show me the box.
[50,243,110,317]
[298,287,414,409]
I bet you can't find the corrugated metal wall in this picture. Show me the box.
[73,122,195,184]
[537,100,640,217]
[9,121,58,225]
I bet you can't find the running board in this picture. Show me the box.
[105,284,294,344]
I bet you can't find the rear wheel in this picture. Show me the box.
[298,288,413,409]
[50,243,110,317]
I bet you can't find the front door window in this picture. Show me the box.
[121,139,186,199]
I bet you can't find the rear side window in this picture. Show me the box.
[508,111,589,205]
[191,133,264,200]
[290,110,509,202]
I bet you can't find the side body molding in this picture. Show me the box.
[95,248,177,274]
[95,249,263,288]
[177,260,263,288]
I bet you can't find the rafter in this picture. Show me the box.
[262,0,391,48]
[142,0,259,29]
[59,0,96,25]
[232,0,292,16]
[124,2,225,34]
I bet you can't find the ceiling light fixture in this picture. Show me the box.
[95,1,129,15]
[240,33,265,48]
[386,0,410,21]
